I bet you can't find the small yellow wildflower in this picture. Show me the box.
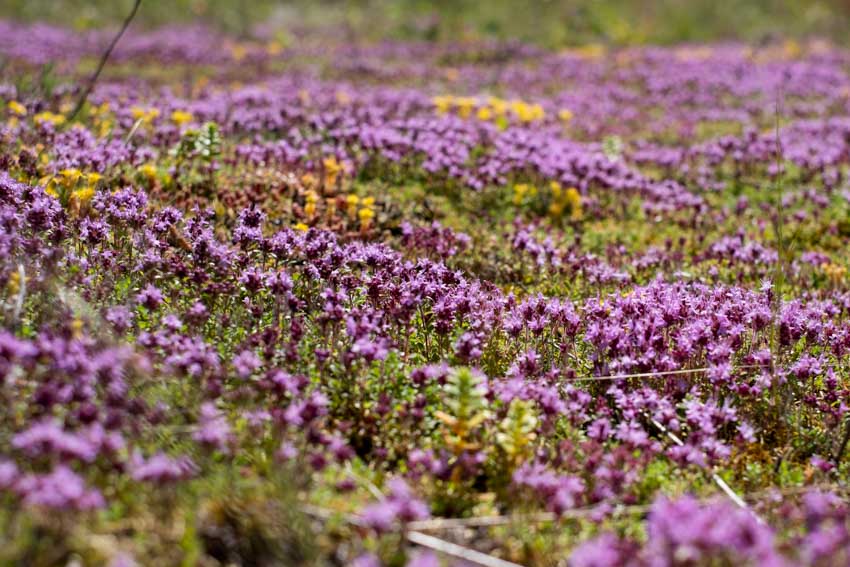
[34,111,66,126]
[7,101,27,116]
[511,100,544,123]
[71,317,84,339]
[59,168,83,187]
[6,270,25,295]
[456,97,476,119]
[783,39,802,59]
[323,156,342,187]
[294,222,309,232]
[323,156,342,175]
[266,40,283,56]
[565,187,583,221]
[139,164,158,182]
[44,178,59,198]
[69,186,96,217]
[476,106,493,121]
[97,119,113,138]
[171,110,194,127]
[304,191,319,217]
[131,106,160,122]
[229,43,248,62]
[346,194,360,218]
[512,183,537,205]
[489,97,508,116]
[822,262,847,285]
[432,95,453,114]
[358,207,375,224]
[71,186,95,205]
[558,109,574,123]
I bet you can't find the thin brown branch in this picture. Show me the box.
[68,0,142,122]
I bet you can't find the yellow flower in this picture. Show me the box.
[358,207,375,223]
[558,109,574,123]
[512,183,536,205]
[7,101,27,116]
[34,111,66,126]
[361,196,375,208]
[294,222,309,232]
[456,97,476,119]
[304,190,319,217]
[783,39,802,59]
[131,106,160,123]
[86,172,103,185]
[821,262,847,285]
[229,43,248,62]
[489,97,508,116]
[266,40,283,56]
[565,187,583,221]
[323,157,342,175]
[6,270,26,296]
[323,156,343,186]
[300,173,318,188]
[97,119,113,138]
[476,106,493,121]
[432,95,453,114]
[71,186,95,205]
[139,164,158,182]
[171,110,194,126]
[59,168,83,187]
[71,317,84,339]
[345,194,360,217]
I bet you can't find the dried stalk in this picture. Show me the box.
[68,0,142,122]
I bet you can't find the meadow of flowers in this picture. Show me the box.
[3,18,850,567]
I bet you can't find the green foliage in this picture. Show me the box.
[435,367,489,457]
[3,0,850,46]
[496,399,538,468]
[195,121,222,164]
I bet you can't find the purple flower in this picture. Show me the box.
[232,349,261,378]
[15,465,104,510]
[192,402,233,452]
[135,284,164,310]
[360,478,429,533]
[131,451,197,483]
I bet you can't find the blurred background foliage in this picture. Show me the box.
[1,0,849,46]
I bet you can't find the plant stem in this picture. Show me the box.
[68,0,142,122]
